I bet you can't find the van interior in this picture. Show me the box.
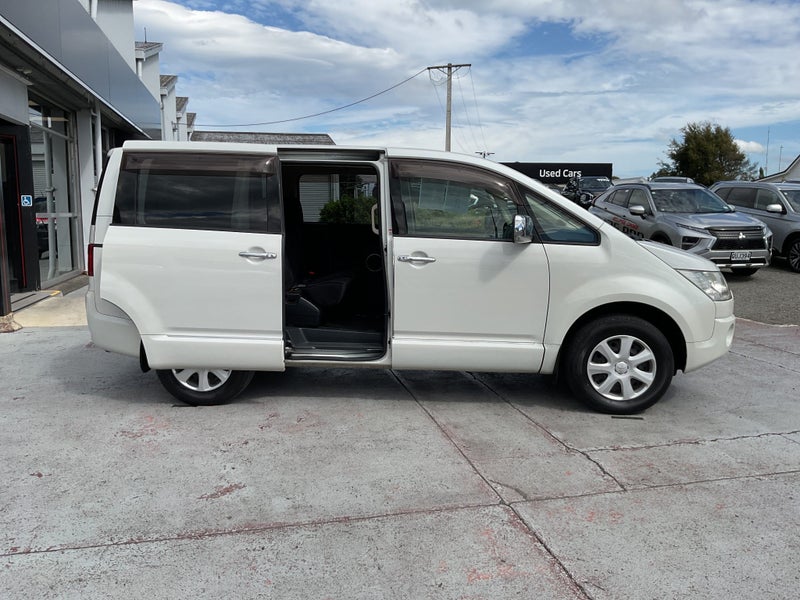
[280,163,388,361]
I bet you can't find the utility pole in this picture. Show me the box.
[427,63,471,151]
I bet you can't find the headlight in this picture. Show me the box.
[678,269,732,301]
[676,223,711,236]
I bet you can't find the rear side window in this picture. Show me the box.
[114,152,279,233]
[723,187,756,209]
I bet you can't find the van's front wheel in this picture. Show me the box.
[564,315,674,414]
[156,368,254,406]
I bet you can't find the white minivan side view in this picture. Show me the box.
[86,141,735,414]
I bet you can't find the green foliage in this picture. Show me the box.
[319,194,376,225]
[656,121,758,186]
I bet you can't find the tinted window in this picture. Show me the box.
[581,177,612,192]
[724,187,756,209]
[114,152,277,233]
[390,160,520,240]
[608,189,631,206]
[713,187,731,200]
[523,191,599,244]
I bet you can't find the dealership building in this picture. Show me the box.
[1,0,191,321]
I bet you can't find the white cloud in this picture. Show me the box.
[134,0,800,177]
[736,140,765,154]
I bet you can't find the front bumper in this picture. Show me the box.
[684,300,736,373]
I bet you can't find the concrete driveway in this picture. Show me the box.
[1,289,798,599]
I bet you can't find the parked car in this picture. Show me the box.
[589,182,772,276]
[562,175,613,207]
[86,141,735,414]
[710,181,800,272]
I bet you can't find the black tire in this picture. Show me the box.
[787,238,800,273]
[563,315,674,414]
[650,234,671,245]
[156,368,254,406]
[730,267,758,276]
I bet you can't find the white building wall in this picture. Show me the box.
[0,67,30,125]
[161,89,178,141]
[94,0,136,69]
[140,57,161,100]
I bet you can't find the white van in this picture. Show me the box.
[86,141,735,414]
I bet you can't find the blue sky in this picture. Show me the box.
[134,0,800,178]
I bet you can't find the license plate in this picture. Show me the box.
[731,251,751,261]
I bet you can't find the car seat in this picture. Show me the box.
[283,191,352,327]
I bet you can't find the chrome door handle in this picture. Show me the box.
[398,255,436,263]
[239,251,277,259]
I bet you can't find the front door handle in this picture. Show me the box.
[239,250,277,260]
[398,255,436,264]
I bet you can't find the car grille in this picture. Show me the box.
[709,228,766,250]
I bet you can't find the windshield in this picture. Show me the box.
[581,177,611,191]
[779,189,800,212]
[651,188,732,214]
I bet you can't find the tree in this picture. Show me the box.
[654,122,758,186]
[319,195,375,225]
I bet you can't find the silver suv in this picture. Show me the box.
[590,182,772,275]
[710,181,800,273]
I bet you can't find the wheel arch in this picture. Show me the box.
[649,231,673,245]
[781,231,800,257]
[556,302,687,375]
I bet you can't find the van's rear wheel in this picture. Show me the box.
[156,369,254,406]
[564,315,674,414]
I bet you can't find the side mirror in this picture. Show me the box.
[766,203,785,214]
[629,205,647,217]
[513,214,534,244]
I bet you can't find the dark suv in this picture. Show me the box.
[710,181,800,272]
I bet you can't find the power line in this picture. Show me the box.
[196,68,428,128]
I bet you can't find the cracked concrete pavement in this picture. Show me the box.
[1,287,798,599]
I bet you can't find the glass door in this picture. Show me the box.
[29,99,81,287]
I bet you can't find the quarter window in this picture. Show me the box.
[113,152,277,233]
